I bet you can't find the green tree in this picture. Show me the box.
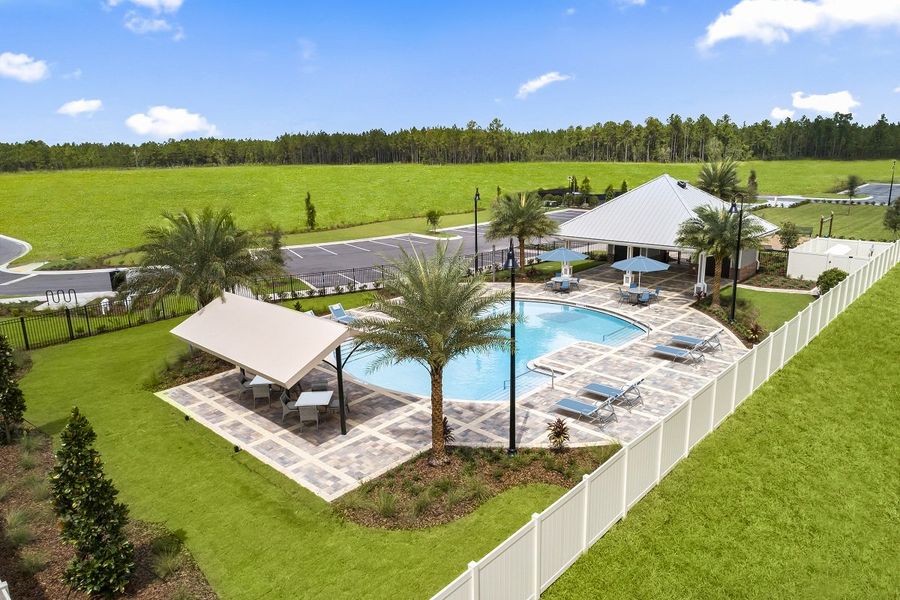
[883,197,900,238]
[778,221,801,250]
[845,174,861,199]
[746,169,759,199]
[352,246,509,463]
[485,192,560,270]
[304,191,317,230]
[580,176,592,195]
[697,157,741,200]
[0,334,25,444]
[604,184,615,201]
[425,209,443,232]
[50,408,134,597]
[123,208,283,307]
[620,180,628,194]
[676,205,765,307]
[265,225,285,267]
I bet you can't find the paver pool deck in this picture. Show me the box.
[158,263,747,501]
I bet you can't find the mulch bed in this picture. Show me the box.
[743,272,815,290]
[336,445,619,530]
[149,351,233,390]
[0,431,217,600]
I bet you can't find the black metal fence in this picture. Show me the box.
[1,240,610,352]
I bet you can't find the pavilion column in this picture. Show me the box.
[335,345,347,435]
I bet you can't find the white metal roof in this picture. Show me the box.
[170,292,353,389]
[558,174,779,251]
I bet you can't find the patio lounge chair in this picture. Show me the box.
[670,328,723,352]
[581,377,644,408]
[553,397,616,424]
[652,344,705,364]
[328,303,355,325]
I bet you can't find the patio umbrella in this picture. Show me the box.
[611,255,670,287]
[536,247,588,274]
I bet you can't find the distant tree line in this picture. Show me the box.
[1,113,897,172]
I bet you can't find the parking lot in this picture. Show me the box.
[857,182,897,204]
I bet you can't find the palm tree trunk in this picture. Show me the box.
[518,236,527,275]
[711,256,723,307]
[429,367,447,464]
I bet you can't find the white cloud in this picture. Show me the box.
[699,0,900,49]
[791,90,860,113]
[62,68,83,80]
[894,86,900,93]
[57,99,103,117]
[124,11,172,34]
[564,7,576,15]
[107,0,183,13]
[297,38,316,61]
[516,71,571,99]
[0,52,49,83]
[126,106,218,138]
[616,0,647,6]
[770,106,795,120]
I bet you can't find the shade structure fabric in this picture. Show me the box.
[611,256,671,273]
[557,174,778,251]
[170,292,353,389]
[536,247,589,263]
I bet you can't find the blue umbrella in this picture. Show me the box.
[536,247,589,277]
[611,256,669,286]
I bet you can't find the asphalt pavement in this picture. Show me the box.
[857,182,897,205]
[0,234,114,297]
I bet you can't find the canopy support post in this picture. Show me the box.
[335,344,347,435]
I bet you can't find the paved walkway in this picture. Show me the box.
[158,263,746,501]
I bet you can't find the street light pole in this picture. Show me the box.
[888,160,896,206]
[729,196,744,323]
[473,188,480,272]
[506,238,517,456]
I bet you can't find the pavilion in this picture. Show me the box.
[557,174,778,293]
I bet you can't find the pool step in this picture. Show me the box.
[477,370,551,402]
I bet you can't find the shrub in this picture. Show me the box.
[20,550,49,576]
[24,474,51,502]
[0,482,10,502]
[425,209,443,232]
[778,221,801,250]
[547,418,570,453]
[5,508,34,547]
[816,268,848,295]
[19,433,41,452]
[442,416,455,444]
[464,476,491,503]
[0,333,26,444]
[445,487,467,508]
[152,546,183,580]
[375,490,397,518]
[19,451,36,470]
[412,492,433,517]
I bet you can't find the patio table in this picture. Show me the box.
[294,390,333,407]
[249,374,272,386]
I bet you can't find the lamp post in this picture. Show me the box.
[504,238,517,456]
[888,160,896,206]
[728,195,744,323]
[473,188,480,272]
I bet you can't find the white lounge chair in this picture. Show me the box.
[581,378,644,408]
[328,304,355,325]
[670,328,723,352]
[652,344,705,364]
[553,397,616,424]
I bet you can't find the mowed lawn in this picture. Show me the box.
[0,160,892,261]
[756,203,896,242]
[19,319,565,600]
[723,286,814,331]
[547,266,900,600]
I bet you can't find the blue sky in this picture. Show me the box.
[1,0,898,143]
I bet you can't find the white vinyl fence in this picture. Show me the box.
[1,580,10,600]
[432,240,900,600]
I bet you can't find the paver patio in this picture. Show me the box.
[158,263,747,501]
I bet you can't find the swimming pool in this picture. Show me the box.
[342,300,644,402]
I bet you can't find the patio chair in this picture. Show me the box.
[652,344,705,364]
[252,383,271,408]
[670,328,723,352]
[303,310,315,317]
[649,287,661,303]
[280,391,299,423]
[558,279,571,293]
[617,288,631,304]
[637,291,651,305]
[570,278,580,288]
[581,377,644,408]
[629,281,638,289]
[297,405,319,430]
[553,397,616,424]
[328,303,355,325]
[310,379,328,392]
[327,394,349,415]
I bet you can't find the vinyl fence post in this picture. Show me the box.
[468,560,480,600]
[19,316,30,351]
[581,474,590,554]
[621,445,629,519]
[65,308,75,340]
[532,513,542,597]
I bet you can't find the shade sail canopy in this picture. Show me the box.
[170,292,353,389]
[536,247,589,263]
[611,256,670,273]
[558,174,778,251]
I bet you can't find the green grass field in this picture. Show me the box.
[19,319,565,600]
[546,266,900,599]
[1,160,894,262]
[756,203,896,242]
[724,287,814,331]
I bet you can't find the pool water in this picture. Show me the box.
[341,300,643,402]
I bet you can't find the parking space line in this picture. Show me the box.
[287,249,303,259]
[316,245,338,255]
[405,238,430,245]
[369,240,399,248]
[343,243,371,252]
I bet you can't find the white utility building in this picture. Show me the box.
[787,237,893,281]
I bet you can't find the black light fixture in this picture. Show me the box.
[728,196,744,323]
[504,238,518,456]
[473,188,481,272]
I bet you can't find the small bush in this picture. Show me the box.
[0,482,10,502]
[19,451,36,470]
[5,508,34,547]
[19,433,41,452]
[152,547,183,580]
[547,418,570,453]
[20,550,49,576]
[171,586,197,600]
[375,490,397,518]
[24,474,51,502]
[442,416,455,444]
[412,493,433,517]
[445,487,467,508]
[464,477,491,503]
[816,268,848,295]
[432,477,454,494]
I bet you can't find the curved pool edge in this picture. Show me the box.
[516,295,653,336]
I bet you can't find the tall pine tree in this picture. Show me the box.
[50,408,134,597]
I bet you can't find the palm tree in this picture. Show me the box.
[697,157,741,201]
[352,245,509,464]
[123,207,283,307]
[486,192,560,271]
[676,204,765,307]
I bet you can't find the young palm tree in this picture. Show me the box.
[352,245,510,464]
[486,192,560,271]
[676,204,765,307]
[123,207,283,307]
[697,157,741,201]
